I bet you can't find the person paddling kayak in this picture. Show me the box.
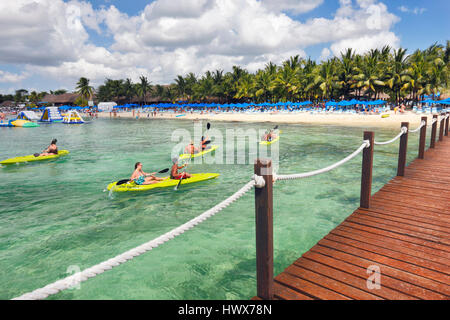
[262,130,277,142]
[37,139,58,157]
[131,162,165,185]
[184,141,199,155]
[171,158,191,180]
[200,135,211,151]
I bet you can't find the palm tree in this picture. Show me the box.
[123,78,135,103]
[354,52,385,100]
[234,74,254,101]
[174,75,187,100]
[338,48,357,99]
[76,77,94,101]
[154,84,166,101]
[254,70,274,103]
[311,60,340,100]
[384,48,409,104]
[136,76,151,105]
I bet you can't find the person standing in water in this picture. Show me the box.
[130,162,164,185]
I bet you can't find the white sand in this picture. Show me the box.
[98,110,436,129]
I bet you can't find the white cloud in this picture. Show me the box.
[398,5,426,15]
[0,70,29,83]
[261,0,324,14]
[0,0,401,91]
[319,48,331,62]
[330,31,400,56]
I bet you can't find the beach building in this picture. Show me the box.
[41,93,80,106]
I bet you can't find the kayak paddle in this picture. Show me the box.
[116,168,169,186]
[176,122,210,190]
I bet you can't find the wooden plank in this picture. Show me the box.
[370,200,450,222]
[318,238,450,285]
[292,257,415,300]
[300,250,446,299]
[335,224,450,265]
[341,220,450,255]
[310,244,450,296]
[284,264,383,300]
[354,209,450,236]
[346,215,449,245]
[324,233,450,276]
[273,282,313,300]
[357,207,450,229]
[274,272,350,300]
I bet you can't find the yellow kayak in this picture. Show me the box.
[107,173,220,192]
[179,145,219,160]
[0,150,69,165]
[381,114,390,118]
[260,136,280,145]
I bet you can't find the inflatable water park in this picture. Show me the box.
[62,110,85,124]
[40,107,63,122]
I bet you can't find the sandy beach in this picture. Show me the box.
[98,110,437,129]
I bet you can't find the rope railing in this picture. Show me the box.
[13,139,370,300]
[275,141,369,181]
[409,121,426,133]
[374,127,407,145]
[13,178,260,300]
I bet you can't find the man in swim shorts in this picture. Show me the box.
[130,162,164,185]
[171,158,191,180]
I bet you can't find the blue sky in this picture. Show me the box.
[0,0,448,94]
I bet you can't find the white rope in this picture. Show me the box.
[409,121,426,133]
[13,178,259,300]
[275,141,369,181]
[374,127,407,145]
[432,118,437,124]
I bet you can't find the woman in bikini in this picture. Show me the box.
[130,162,165,185]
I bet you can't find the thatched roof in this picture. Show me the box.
[41,93,80,104]
[0,100,15,107]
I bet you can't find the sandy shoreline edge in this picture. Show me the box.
[97,110,438,129]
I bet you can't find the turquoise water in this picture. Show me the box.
[0,118,429,299]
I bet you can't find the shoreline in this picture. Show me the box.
[97,111,434,129]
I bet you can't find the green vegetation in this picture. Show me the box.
[90,42,449,105]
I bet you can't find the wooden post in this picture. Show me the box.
[430,115,438,148]
[445,113,449,136]
[418,117,427,159]
[397,122,409,176]
[360,131,374,209]
[254,159,273,300]
[439,114,445,141]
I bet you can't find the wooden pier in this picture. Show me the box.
[253,114,450,300]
